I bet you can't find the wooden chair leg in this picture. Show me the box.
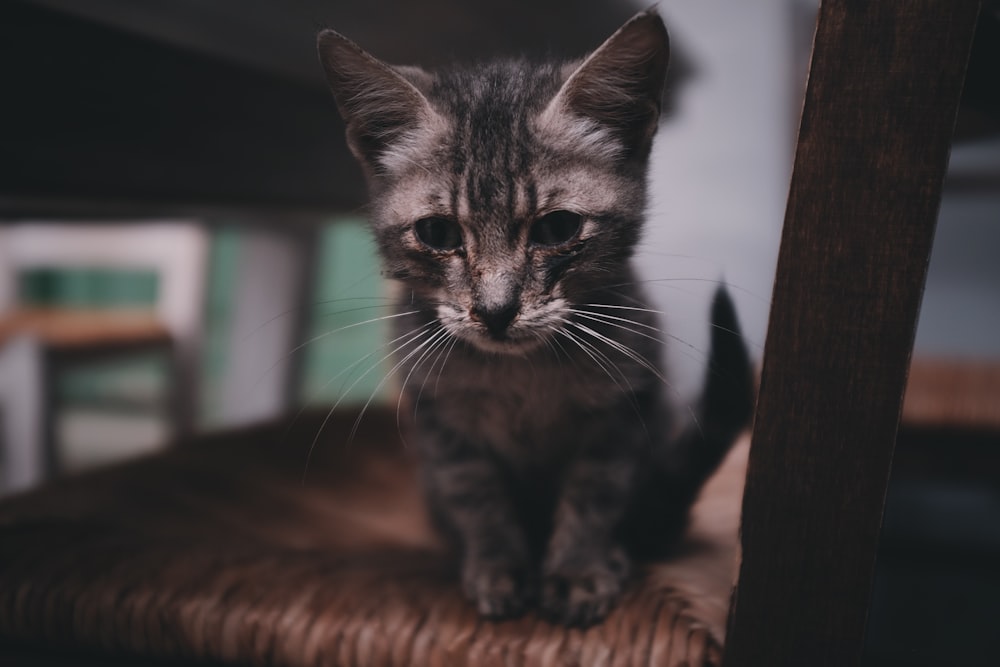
[169,340,196,440]
[722,2,982,666]
[0,336,47,493]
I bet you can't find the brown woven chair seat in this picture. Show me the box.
[0,409,747,666]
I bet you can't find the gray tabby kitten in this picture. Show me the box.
[318,10,754,627]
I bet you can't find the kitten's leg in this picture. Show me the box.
[541,425,641,627]
[420,427,533,618]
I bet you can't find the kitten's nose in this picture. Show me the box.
[471,302,519,337]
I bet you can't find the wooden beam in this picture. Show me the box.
[0,1,365,213]
[722,2,981,666]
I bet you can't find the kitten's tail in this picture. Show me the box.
[674,286,755,492]
[628,286,756,555]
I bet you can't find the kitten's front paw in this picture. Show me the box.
[541,547,630,627]
[462,558,534,619]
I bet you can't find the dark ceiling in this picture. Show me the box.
[4,0,697,216]
[4,0,993,217]
[26,0,674,91]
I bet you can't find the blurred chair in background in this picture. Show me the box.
[0,222,208,494]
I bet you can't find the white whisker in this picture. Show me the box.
[581,301,763,351]
[347,325,452,446]
[241,294,392,343]
[555,327,648,433]
[412,331,457,420]
[569,309,708,361]
[283,320,434,442]
[301,320,436,482]
[556,326,634,397]
[247,308,422,407]
[396,327,454,440]
[569,321,665,381]
[579,303,664,316]
[293,309,423,356]
[433,336,460,397]
[569,321,703,438]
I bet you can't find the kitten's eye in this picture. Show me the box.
[414,217,463,251]
[530,210,583,247]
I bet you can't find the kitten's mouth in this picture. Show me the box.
[459,320,549,354]
[466,330,546,355]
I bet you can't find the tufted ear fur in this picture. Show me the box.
[317,30,437,176]
[544,10,670,161]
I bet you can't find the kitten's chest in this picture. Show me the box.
[424,352,615,465]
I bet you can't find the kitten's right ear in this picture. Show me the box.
[545,10,669,161]
[317,30,436,174]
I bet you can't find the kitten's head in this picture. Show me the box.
[319,11,668,354]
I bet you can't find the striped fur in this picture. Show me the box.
[318,10,754,627]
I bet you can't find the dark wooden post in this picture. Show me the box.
[722,2,981,666]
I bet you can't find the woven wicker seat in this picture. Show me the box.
[1,2,984,664]
[0,408,747,666]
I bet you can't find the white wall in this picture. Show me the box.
[915,135,1000,360]
[635,0,795,399]
[217,230,308,426]
[636,0,1000,406]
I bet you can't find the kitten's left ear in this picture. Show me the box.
[318,30,437,176]
[546,10,670,160]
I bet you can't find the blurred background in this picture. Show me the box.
[0,0,997,664]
